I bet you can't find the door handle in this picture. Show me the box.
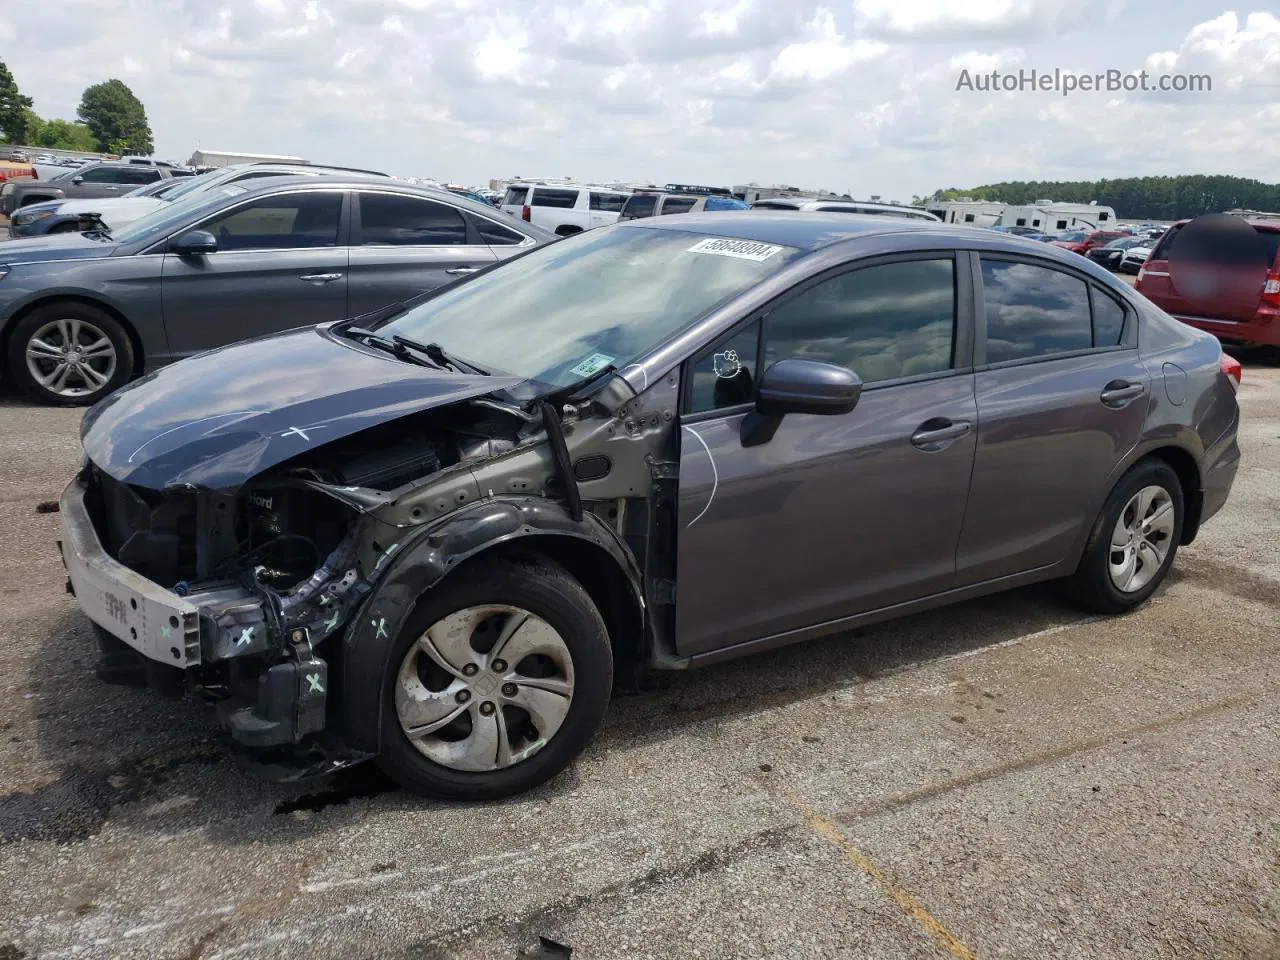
[445,266,479,275]
[300,273,343,283]
[910,418,972,450]
[1100,381,1146,406]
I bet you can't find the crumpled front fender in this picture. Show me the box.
[339,496,643,753]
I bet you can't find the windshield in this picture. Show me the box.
[159,169,225,201]
[376,226,803,388]
[110,187,242,244]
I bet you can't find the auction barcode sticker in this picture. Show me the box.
[687,237,785,262]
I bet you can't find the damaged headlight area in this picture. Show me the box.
[71,400,527,774]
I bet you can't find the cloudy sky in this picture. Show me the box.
[2,1,1277,199]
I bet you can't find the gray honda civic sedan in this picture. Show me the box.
[59,213,1240,799]
[0,176,552,404]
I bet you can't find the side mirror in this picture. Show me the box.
[71,176,84,185]
[756,358,862,417]
[172,230,218,256]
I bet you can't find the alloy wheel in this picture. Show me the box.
[1108,484,1176,593]
[25,317,117,398]
[395,604,576,772]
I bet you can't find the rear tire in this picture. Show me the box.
[1065,459,1184,614]
[8,301,134,406]
[376,556,613,800]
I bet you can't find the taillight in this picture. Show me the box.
[1263,268,1280,307]
[1220,352,1242,390]
[521,205,530,222]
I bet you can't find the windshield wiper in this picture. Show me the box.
[342,327,431,367]
[391,335,489,376]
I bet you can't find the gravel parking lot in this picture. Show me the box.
[0,363,1277,960]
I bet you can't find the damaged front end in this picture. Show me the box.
[60,354,674,779]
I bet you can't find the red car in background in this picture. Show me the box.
[1050,229,1132,255]
[1136,215,1280,348]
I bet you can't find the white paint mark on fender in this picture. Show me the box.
[681,424,718,529]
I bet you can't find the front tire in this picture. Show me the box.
[8,301,134,406]
[376,556,614,800]
[1066,459,1184,614]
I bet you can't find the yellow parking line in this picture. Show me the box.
[786,790,978,960]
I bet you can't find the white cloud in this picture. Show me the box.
[0,1,1274,202]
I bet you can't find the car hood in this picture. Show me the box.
[0,233,121,264]
[53,196,166,227]
[11,199,65,215]
[81,324,527,493]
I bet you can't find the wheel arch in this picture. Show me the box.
[2,294,145,380]
[554,224,583,237]
[339,498,645,754]
[1144,445,1203,544]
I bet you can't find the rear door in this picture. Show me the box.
[954,255,1147,586]
[588,191,627,227]
[160,188,349,357]
[346,189,497,316]
[500,184,529,219]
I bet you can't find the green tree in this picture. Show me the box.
[0,59,34,144]
[925,175,1280,220]
[77,79,153,155]
[24,110,97,151]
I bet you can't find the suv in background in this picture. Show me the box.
[750,198,942,222]
[500,182,631,235]
[1,161,177,216]
[1136,214,1280,347]
[618,191,750,220]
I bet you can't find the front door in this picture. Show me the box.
[160,189,349,358]
[954,256,1149,585]
[346,190,497,317]
[675,255,978,658]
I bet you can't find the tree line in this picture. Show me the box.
[0,58,153,155]
[923,176,1280,221]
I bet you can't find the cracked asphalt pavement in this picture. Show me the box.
[0,363,1277,960]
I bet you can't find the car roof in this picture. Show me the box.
[1167,215,1280,232]
[218,175,555,238]
[624,211,974,250]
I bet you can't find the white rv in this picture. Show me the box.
[993,200,1118,233]
[924,200,1006,226]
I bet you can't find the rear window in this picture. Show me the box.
[622,195,657,218]
[503,186,529,206]
[589,192,627,212]
[704,197,749,211]
[531,188,579,209]
[1151,224,1280,265]
[660,197,697,215]
[474,217,527,245]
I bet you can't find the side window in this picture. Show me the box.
[1032,219,1041,227]
[1092,288,1128,347]
[1098,211,1110,221]
[117,168,161,184]
[688,320,760,414]
[78,166,117,183]
[981,260,1092,363]
[589,192,626,212]
[1056,219,1068,230]
[358,193,467,245]
[660,197,697,215]
[623,195,657,218]
[1015,218,1027,226]
[197,192,343,251]
[502,185,529,206]
[765,259,956,384]
[474,217,527,245]
[531,188,579,209]
[963,213,975,223]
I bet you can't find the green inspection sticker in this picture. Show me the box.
[569,353,615,377]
